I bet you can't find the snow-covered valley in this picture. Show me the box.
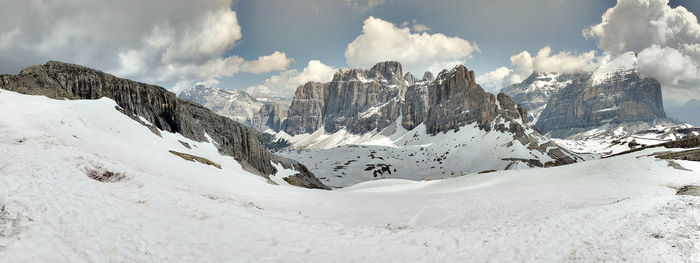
[1,89,699,262]
[275,118,570,188]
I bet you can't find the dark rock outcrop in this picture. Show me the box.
[422,71,435,81]
[0,61,328,189]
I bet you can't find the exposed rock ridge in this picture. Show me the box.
[0,61,328,189]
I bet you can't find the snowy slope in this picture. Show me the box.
[1,90,700,261]
[591,51,638,86]
[1,90,700,262]
[553,122,700,157]
[276,116,580,187]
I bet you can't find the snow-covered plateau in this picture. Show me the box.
[1,89,699,262]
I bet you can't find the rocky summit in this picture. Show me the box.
[282,61,408,135]
[0,61,328,189]
[280,62,532,136]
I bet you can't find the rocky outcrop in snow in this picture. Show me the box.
[0,61,328,189]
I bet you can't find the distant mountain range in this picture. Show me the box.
[180,61,579,186]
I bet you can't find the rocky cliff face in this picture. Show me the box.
[251,103,287,131]
[501,72,582,123]
[535,52,668,138]
[178,85,263,125]
[0,61,328,189]
[412,66,500,134]
[282,61,408,135]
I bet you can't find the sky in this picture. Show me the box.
[0,0,699,123]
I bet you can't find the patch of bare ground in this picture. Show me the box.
[169,150,221,169]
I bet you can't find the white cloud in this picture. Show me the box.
[247,60,336,98]
[530,46,600,73]
[344,0,386,13]
[410,19,431,33]
[476,67,512,93]
[585,0,700,102]
[345,16,479,75]
[638,45,698,85]
[400,19,431,33]
[584,0,700,57]
[478,46,604,91]
[0,0,292,92]
[241,51,294,73]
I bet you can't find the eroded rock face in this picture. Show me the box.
[283,61,407,135]
[251,103,288,132]
[283,82,327,135]
[0,61,328,189]
[423,66,500,134]
[536,71,667,137]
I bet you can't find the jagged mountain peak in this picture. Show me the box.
[331,61,404,84]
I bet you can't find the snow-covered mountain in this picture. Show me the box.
[277,119,576,188]
[1,87,699,261]
[178,85,264,125]
[503,52,678,139]
[500,72,583,123]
